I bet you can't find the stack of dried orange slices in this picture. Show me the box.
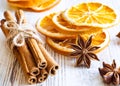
[7,0,61,12]
[36,2,119,55]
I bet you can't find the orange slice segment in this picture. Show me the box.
[30,0,61,12]
[46,30,110,55]
[52,12,102,34]
[36,13,75,39]
[63,2,119,28]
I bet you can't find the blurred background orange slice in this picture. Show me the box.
[7,0,61,11]
[8,0,35,8]
[8,0,28,2]
[30,0,61,12]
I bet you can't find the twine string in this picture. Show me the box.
[3,19,42,49]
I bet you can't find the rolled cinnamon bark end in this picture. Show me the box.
[4,11,14,21]
[38,44,59,75]
[38,61,47,69]
[37,69,48,83]
[27,75,37,84]
[30,67,40,76]
[27,38,47,69]
[1,19,9,37]
[49,65,59,75]
[15,10,27,24]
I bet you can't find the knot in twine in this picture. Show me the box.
[3,20,42,49]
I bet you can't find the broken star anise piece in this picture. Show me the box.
[116,32,120,38]
[70,35,100,68]
[99,60,120,85]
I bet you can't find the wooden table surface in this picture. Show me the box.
[0,0,120,86]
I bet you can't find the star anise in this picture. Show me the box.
[116,32,120,38]
[99,60,120,85]
[70,35,100,68]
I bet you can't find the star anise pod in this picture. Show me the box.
[116,32,120,38]
[99,60,120,85]
[70,35,100,68]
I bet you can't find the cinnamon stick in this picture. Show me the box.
[39,44,59,75]
[37,69,48,83]
[15,10,47,69]
[4,11,14,21]
[27,38,47,69]
[15,10,27,24]
[13,48,37,84]
[1,11,40,76]
[18,42,40,76]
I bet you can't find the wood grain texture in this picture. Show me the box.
[0,0,120,86]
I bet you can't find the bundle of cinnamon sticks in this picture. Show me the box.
[0,10,59,84]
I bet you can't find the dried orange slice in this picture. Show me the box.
[63,2,119,28]
[52,12,102,34]
[30,0,61,12]
[46,30,110,55]
[36,13,75,39]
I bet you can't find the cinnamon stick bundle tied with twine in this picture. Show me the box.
[0,10,59,84]
[1,11,40,84]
